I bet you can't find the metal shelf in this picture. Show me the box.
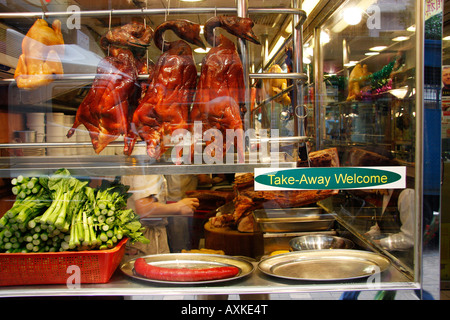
[0,154,297,178]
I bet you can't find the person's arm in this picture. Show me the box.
[379,188,415,251]
[134,196,199,218]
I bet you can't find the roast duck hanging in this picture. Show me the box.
[190,16,260,161]
[68,16,260,160]
[67,21,154,155]
[129,20,205,161]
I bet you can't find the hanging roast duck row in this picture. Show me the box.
[66,16,260,161]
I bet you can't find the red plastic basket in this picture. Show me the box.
[0,238,127,286]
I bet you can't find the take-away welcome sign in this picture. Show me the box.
[254,166,406,191]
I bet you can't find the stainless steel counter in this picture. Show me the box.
[0,260,418,298]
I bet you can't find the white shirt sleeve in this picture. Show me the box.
[380,188,415,251]
[121,175,168,211]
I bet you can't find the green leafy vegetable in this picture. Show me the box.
[0,169,148,253]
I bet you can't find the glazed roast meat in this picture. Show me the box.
[129,20,204,161]
[14,19,65,90]
[191,16,260,161]
[100,21,154,50]
[68,22,154,155]
[67,47,138,155]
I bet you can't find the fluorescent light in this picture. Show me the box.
[304,46,314,57]
[320,30,330,44]
[344,61,359,67]
[343,7,362,25]
[267,36,286,62]
[390,87,409,99]
[365,52,379,56]
[194,47,210,53]
[370,46,387,51]
[392,36,410,42]
[285,24,292,33]
[302,0,320,16]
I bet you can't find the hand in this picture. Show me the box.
[171,198,199,215]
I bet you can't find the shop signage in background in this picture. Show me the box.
[425,0,443,20]
[254,166,406,191]
[443,65,450,139]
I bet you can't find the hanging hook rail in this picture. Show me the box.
[0,7,306,19]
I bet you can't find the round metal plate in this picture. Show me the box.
[120,253,255,285]
[258,249,391,281]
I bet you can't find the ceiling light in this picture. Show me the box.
[285,25,292,34]
[180,0,204,2]
[194,47,210,53]
[343,7,362,25]
[302,0,320,16]
[267,36,286,62]
[365,52,379,56]
[392,36,410,42]
[344,61,359,67]
[320,30,330,44]
[443,36,450,41]
[304,47,314,57]
[407,25,416,32]
[370,46,387,51]
[389,87,409,99]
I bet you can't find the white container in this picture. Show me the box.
[47,112,65,124]
[46,123,64,137]
[64,115,76,155]
[26,113,45,126]
[75,125,92,155]
[46,134,65,156]
[27,125,46,138]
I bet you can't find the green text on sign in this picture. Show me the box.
[254,167,406,191]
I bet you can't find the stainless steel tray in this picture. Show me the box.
[253,208,335,233]
[257,250,391,281]
[121,253,254,285]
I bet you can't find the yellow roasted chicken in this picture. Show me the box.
[263,64,291,105]
[346,63,371,101]
[14,19,65,90]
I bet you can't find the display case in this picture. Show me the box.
[0,0,434,299]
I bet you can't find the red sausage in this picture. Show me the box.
[134,257,240,282]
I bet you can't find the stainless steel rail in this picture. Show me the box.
[0,73,307,85]
[0,7,306,19]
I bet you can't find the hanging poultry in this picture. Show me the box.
[100,20,154,49]
[100,20,156,116]
[190,15,260,161]
[67,47,138,155]
[67,22,154,155]
[129,20,205,161]
[14,19,65,90]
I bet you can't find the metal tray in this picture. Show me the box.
[258,250,391,281]
[120,253,254,285]
[253,208,335,233]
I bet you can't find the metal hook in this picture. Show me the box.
[212,6,217,48]
[294,105,308,119]
[107,10,113,56]
[39,0,48,20]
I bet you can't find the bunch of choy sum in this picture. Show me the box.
[0,169,149,253]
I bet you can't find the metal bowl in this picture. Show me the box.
[289,235,354,251]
